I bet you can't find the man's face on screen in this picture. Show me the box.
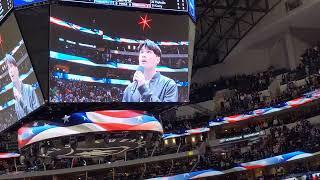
[7,62,19,83]
[139,46,160,70]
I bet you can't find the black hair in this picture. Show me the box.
[138,39,162,58]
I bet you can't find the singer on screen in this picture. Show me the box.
[122,39,178,102]
[5,54,40,119]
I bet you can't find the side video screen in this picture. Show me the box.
[0,14,44,132]
[49,5,190,103]
[0,0,13,22]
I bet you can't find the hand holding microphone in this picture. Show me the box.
[131,66,145,95]
[133,71,146,87]
[133,66,145,88]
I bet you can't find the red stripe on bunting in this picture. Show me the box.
[94,122,161,132]
[242,165,265,170]
[94,110,145,118]
[18,139,30,149]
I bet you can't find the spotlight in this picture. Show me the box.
[191,136,196,143]
[164,139,168,145]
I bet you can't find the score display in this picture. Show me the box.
[61,0,188,12]
[0,0,13,22]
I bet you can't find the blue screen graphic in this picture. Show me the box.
[14,0,45,7]
[188,0,195,22]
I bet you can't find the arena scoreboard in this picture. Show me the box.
[60,0,189,12]
[59,0,196,22]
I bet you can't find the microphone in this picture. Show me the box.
[134,66,144,79]
[132,66,144,95]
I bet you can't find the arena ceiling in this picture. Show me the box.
[193,0,282,74]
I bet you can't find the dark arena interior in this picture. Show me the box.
[0,0,320,179]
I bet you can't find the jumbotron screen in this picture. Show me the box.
[60,0,188,12]
[0,14,44,132]
[0,0,13,22]
[14,0,45,7]
[49,5,191,103]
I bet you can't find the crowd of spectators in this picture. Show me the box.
[229,119,320,163]
[162,91,320,135]
[274,165,320,180]
[52,63,133,81]
[142,117,320,179]
[1,105,320,179]
[130,101,320,178]
[107,42,188,55]
[215,101,320,139]
[190,68,283,102]
[219,75,319,117]
[169,45,320,134]
[50,77,189,103]
[192,68,320,118]
[50,78,124,102]
[54,41,189,69]
[110,52,188,69]
[191,45,320,103]
[162,112,210,133]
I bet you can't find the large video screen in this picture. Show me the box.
[14,0,45,8]
[0,0,13,22]
[60,0,188,12]
[49,5,190,103]
[0,14,44,132]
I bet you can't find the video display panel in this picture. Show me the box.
[0,14,44,132]
[188,0,195,22]
[0,0,13,22]
[60,0,188,12]
[14,0,45,8]
[49,5,190,103]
